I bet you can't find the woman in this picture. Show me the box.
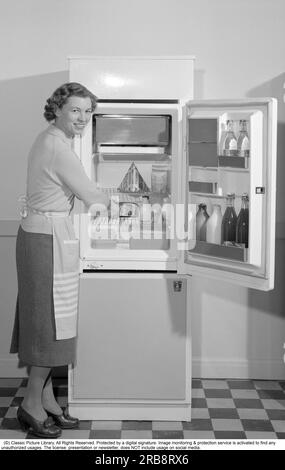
[10,82,109,438]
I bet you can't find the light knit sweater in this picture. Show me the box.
[21,124,105,234]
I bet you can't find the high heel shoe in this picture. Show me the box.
[17,406,62,438]
[44,408,79,429]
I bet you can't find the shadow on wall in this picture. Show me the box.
[246,73,285,314]
[0,72,69,218]
[246,75,285,376]
[194,69,205,100]
[246,73,285,226]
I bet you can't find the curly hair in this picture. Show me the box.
[44,82,97,122]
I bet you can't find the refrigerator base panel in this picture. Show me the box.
[68,273,191,421]
[68,403,191,422]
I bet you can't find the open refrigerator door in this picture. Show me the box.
[177,98,277,291]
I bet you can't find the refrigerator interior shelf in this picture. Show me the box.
[97,146,167,154]
[97,154,170,162]
[218,155,249,169]
[188,240,247,262]
[189,181,217,194]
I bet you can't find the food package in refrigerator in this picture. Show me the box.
[151,164,169,194]
[118,162,150,193]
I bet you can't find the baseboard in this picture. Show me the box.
[0,358,67,378]
[192,357,285,380]
[0,358,28,377]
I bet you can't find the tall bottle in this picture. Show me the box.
[222,193,237,243]
[196,203,209,241]
[237,120,250,157]
[206,204,222,244]
[223,120,237,156]
[236,193,249,248]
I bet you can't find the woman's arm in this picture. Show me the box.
[54,144,109,211]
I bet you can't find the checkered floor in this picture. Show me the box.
[0,377,285,440]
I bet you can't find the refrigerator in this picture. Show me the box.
[67,56,277,421]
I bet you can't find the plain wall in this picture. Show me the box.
[0,0,285,378]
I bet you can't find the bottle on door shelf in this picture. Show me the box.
[196,203,209,241]
[206,204,222,244]
[223,120,237,156]
[236,193,249,248]
[222,193,237,244]
[237,120,250,157]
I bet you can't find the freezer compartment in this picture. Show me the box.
[73,273,188,400]
[93,115,171,146]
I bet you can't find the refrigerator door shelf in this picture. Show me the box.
[178,98,277,291]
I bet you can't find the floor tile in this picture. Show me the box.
[152,430,184,439]
[89,430,122,439]
[0,417,21,430]
[0,429,27,439]
[245,431,277,439]
[152,421,183,431]
[60,429,91,439]
[270,420,285,433]
[257,390,285,400]
[0,388,17,397]
[191,398,207,408]
[121,430,153,439]
[0,397,13,407]
[0,379,23,388]
[10,397,23,407]
[231,389,259,399]
[56,397,67,407]
[192,379,203,389]
[0,407,9,417]
[204,389,232,398]
[214,431,246,439]
[212,419,243,431]
[261,399,285,410]
[91,420,122,430]
[209,408,239,419]
[191,388,205,398]
[183,419,213,431]
[122,421,152,430]
[237,409,268,420]
[190,408,210,419]
[53,387,68,397]
[241,419,274,432]
[202,380,229,389]
[78,420,92,430]
[183,430,215,439]
[233,399,263,409]
[4,407,17,418]
[206,398,235,408]
[227,380,255,389]
[266,409,285,420]
[254,381,283,390]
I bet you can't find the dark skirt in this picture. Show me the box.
[10,226,76,367]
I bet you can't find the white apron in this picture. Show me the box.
[20,200,79,340]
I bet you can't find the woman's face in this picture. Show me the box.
[54,96,93,138]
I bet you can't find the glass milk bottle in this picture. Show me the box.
[236,193,249,248]
[222,193,237,243]
[206,204,222,244]
[196,203,209,241]
[223,120,237,156]
[237,120,250,157]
